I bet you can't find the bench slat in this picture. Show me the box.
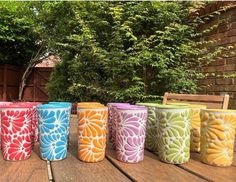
[163,93,229,109]
[165,93,225,102]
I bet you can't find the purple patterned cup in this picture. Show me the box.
[107,103,130,147]
[115,105,147,163]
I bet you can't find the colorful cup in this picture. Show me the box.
[77,105,108,162]
[15,102,42,147]
[136,103,162,154]
[37,104,70,161]
[115,105,147,163]
[167,103,207,153]
[0,102,12,149]
[1,103,33,161]
[107,103,130,149]
[156,105,191,164]
[189,104,207,152]
[200,109,236,167]
[49,102,72,135]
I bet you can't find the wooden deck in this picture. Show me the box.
[0,116,235,182]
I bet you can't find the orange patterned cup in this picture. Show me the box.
[77,105,108,162]
[200,109,236,167]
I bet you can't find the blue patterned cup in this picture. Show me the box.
[37,104,70,161]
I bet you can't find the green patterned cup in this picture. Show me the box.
[136,103,162,154]
[156,105,191,164]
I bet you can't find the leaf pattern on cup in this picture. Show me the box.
[157,109,190,164]
[116,109,147,163]
[77,108,108,162]
[38,108,69,161]
[200,110,236,166]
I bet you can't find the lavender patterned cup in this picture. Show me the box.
[115,105,147,163]
[107,103,130,149]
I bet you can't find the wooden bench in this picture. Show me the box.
[162,92,230,109]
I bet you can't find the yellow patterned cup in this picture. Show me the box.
[200,109,236,167]
[189,104,207,152]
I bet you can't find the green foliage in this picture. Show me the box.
[1,1,227,103]
[41,1,226,103]
[0,2,41,65]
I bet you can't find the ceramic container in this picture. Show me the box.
[77,105,108,162]
[15,102,42,146]
[0,102,12,149]
[136,103,162,154]
[189,104,207,152]
[200,109,236,167]
[167,103,207,153]
[156,105,191,164]
[115,105,147,163]
[107,103,130,148]
[1,103,33,161]
[37,104,70,161]
[49,102,72,140]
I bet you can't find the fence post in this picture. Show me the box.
[3,65,7,101]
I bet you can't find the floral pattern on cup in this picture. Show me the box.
[37,108,69,161]
[157,108,191,164]
[1,108,32,161]
[200,110,236,167]
[77,108,108,162]
[144,106,158,153]
[116,109,147,163]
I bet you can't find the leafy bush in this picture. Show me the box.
[0,2,41,66]
[37,2,226,103]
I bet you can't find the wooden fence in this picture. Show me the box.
[0,64,52,102]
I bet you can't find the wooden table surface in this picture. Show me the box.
[0,116,235,182]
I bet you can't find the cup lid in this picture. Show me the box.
[201,109,236,113]
[78,102,101,105]
[49,102,72,107]
[115,105,147,110]
[155,104,189,109]
[136,102,162,107]
[78,105,107,109]
[1,102,33,108]
[107,103,130,106]
[37,104,68,109]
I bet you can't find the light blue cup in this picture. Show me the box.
[37,104,70,161]
[48,102,72,141]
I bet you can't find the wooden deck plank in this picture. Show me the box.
[0,144,49,182]
[51,117,131,182]
[105,145,206,182]
[232,152,236,166]
[178,153,236,182]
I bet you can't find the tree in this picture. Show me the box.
[33,2,232,102]
[0,2,51,100]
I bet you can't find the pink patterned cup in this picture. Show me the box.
[13,102,42,147]
[107,103,130,149]
[0,102,13,149]
[115,105,147,163]
[1,103,33,161]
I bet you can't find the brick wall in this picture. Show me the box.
[198,2,236,109]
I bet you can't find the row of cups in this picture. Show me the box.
[77,102,148,163]
[130,102,236,167]
[1,100,235,167]
[0,101,72,161]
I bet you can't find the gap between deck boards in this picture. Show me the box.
[105,155,136,182]
[47,161,54,182]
